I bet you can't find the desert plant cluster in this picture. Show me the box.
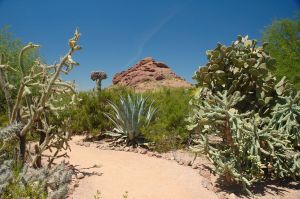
[104,94,157,146]
[0,14,299,198]
[187,35,300,194]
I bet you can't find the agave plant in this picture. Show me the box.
[104,94,157,146]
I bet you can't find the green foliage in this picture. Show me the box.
[2,183,46,199]
[0,114,8,128]
[262,13,300,90]
[0,26,38,118]
[188,35,300,194]
[93,190,103,199]
[0,93,7,122]
[60,87,192,151]
[105,94,157,146]
[142,88,192,152]
[55,87,133,135]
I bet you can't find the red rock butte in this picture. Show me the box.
[112,57,192,92]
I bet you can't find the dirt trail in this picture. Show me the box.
[67,137,218,199]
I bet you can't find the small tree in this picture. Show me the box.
[91,71,107,91]
[262,13,300,90]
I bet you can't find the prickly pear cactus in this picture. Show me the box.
[193,35,293,114]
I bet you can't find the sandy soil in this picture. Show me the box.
[63,136,300,199]
[66,136,218,199]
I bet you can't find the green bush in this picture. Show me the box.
[142,88,192,152]
[55,86,134,135]
[262,13,300,90]
[61,87,192,152]
[0,26,39,118]
[0,114,8,128]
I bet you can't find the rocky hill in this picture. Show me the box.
[112,57,192,92]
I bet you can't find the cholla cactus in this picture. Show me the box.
[0,123,23,161]
[91,71,107,91]
[0,160,13,194]
[188,36,300,194]
[270,91,300,147]
[187,91,300,194]
[0,29,81,167]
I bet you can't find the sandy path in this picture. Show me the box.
[67,137,218,199]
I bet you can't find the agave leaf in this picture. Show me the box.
[104,94,157,145]
[105,131,122,137]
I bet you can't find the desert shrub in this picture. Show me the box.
[54,86,134,135]
[60,87,193,151]
[262,13,300,90]
[105,94,157,147]
[0,114,8,128]
[0,161,46,199]
[0,160,72,199]
[187,35,300,194]
[0,26,39,120]
[142,88,192,152]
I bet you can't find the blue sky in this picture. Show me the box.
[0,0,299,90]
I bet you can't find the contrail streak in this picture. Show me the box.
[125,7,180,67]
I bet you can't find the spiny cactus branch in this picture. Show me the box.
[18,43,40,77]
[0,29,81,168]
[188,35,300,194]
